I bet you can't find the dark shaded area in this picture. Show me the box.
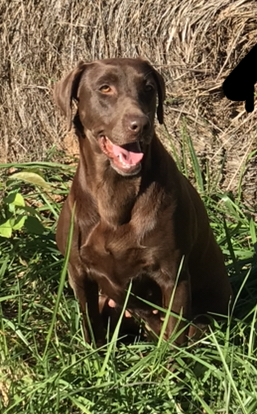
[223,43,257,112]
[230,249,257,320]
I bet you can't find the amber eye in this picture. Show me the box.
[99,85,111,93]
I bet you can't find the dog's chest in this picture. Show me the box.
[79,216,173,293]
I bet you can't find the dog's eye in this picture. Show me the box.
[145,83,154,93]
[99,85,111,93]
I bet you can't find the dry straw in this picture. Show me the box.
[0,0,256,206]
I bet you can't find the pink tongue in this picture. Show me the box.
[112,143,144,165]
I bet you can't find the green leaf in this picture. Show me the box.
[249,217,256,245]
[12,214,27,230]
[4,192,25,207]
[24,216,45,234]
[9,172,51,190]
[12,192,25,207]
[8,203,15,213]
[0,219,12,238]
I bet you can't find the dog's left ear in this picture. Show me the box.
[152,68,165,124]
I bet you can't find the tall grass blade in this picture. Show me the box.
[157,255,185,347]
[231,268,251,317]
[97,280,132,385]
[43,203,76,360]
[183,119,204,193]
[248,304,257,357]
[237,149,257,203]
[211,330,247,414]
[223,218,240,276]
[249,217,257,253]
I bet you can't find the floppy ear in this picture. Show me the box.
[53,61,88,130]
[152,69,165,124]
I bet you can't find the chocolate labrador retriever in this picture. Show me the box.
[54,58,232,345]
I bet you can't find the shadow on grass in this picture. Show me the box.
[230,248,257,320]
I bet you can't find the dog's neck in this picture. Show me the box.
[76,134,154,227]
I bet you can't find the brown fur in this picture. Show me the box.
[54,58,232,345]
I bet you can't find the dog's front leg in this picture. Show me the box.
[68,264,105,346]
[161,272,191,345]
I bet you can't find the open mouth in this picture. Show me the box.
[98,136,144,175]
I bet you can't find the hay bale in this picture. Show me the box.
[0,0,256,207]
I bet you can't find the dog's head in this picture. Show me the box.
[54,58,165,176]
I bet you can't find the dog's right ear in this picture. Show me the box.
[53,61,88,130]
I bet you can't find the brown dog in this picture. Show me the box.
[54,58,232,345]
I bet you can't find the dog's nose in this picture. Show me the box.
[127,115,149,134]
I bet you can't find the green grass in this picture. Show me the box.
[0,142,256,413]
